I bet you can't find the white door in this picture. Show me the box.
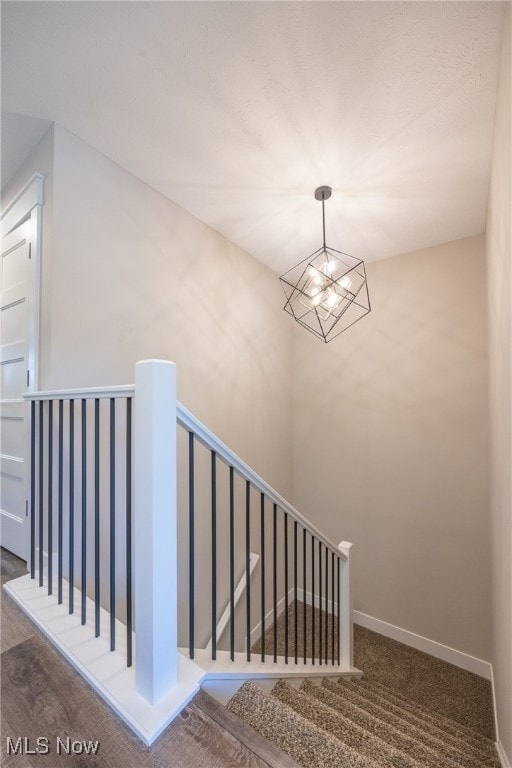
[0,220,31,560]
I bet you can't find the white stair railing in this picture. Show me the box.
[9,358,356,746]
[177,385,353,671]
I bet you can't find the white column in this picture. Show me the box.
[134,360,177,703]
[338,540,353,670]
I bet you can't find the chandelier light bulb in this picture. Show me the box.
[326,289,340,308]
[323,258,335,276]
[308,266,324,285]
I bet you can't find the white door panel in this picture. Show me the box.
[2,301,26,346]
[0,356,26,398]
[0,510,25,556]
[0,220,30,559]
[0,339,25,364]
[1,240,29,292]
[1,414,25,457]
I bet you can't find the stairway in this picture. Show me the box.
[226,676,501,768]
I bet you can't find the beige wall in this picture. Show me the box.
[51,125,293,497]
[486,3,512,760]
[3,124,293,499]
[293,234,492,662]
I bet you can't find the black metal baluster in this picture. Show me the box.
[273,502,277,663]
[245,480,251,662]
[69,400,75,613]
[38,400,44,586]
[337,556,341,666]
[325,542,329,664]
[211,451,217,661]
[319,541,322,665]
[260,493,265,662]
[311,535,315,665]
[188,431,195,659]
[126,398,133,667]
[81,399,86,624]
[47,400,53,594]
[94,399,100,637]
[58,400,63,603]
[303,528,307,663]
[30,400,35,579]
[109,398,115,651]
[229,466,235,661]
[331,551,335,665]
[284,512,288,664]
[294,520,298,664]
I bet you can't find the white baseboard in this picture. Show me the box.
[490,664,502,755]
[354,610,492,680]
[496,740,512,768]
[248,589,288,649]
[249,594,493,681]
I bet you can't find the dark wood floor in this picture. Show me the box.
[0,549,276,768]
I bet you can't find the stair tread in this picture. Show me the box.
[306,679,500,768]
[311,680,468,768]
[337,677,498,760]
[271,679,424,768]
[354,625,495,741]
[349,676,497,748]
[226,676,500,768]
[227,681,382,768]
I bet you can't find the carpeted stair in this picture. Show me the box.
[226,676,501,768]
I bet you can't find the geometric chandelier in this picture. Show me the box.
[279,186,371,343]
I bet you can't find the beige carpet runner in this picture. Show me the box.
[227,676,501,768]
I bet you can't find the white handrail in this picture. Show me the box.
[23,385,135,401]
[177,402,347,561]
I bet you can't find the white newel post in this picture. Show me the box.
[134,360,178,703]
[338,540,354,670]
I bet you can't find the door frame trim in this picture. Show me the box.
[1,173,44,235]
[1,172,44,392]
[1,173,45,563]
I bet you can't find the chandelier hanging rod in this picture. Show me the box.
[315,185,332,249]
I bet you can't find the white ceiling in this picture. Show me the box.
[1,1,505,272]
